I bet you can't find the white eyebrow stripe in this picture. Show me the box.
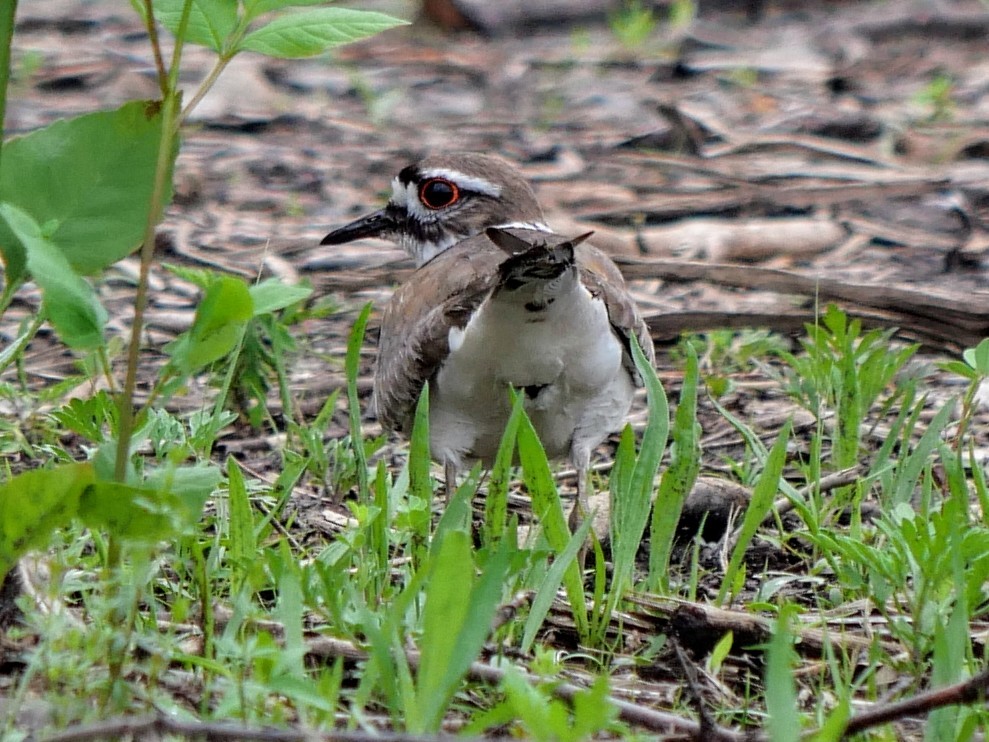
[418,168,502,197]
[492,220,553,232]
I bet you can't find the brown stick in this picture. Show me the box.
[842,668,989,736]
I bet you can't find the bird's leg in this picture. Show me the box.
[444,459,458,504]
[568,451,591,533]
[568,453,593,570]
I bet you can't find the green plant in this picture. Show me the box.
[0,0,406,580]
[915,73,956,122]
[648,342,700,592]
[938,337,989,448]
[777,305,917,472]
[608,0,658,48]
[811,449,989,666]
[466,668,623,740]
[718,418,792,606]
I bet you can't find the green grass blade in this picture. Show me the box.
[406,380,434,564]
[345,303,373,500]
[485,391,524,545]
[971,441,989,528]
[765,604,801,742]
[710,395,769,460]
[609,424,635,507]
[611,335,669,591]
[522,514,593,653]
[433,468,476,547]
[225,456,254,582]
[371,459,390,588]
[600,334,669,638]
[718,419,792,605]
[517,404,588,638]
[408,380,433,506]
[649,342,699,593]
[890,401,952,507]
[0,0,12,179]
[415,530,512,732]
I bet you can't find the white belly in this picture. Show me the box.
[430,285,635,467]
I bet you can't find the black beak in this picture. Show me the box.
[321,209,396,245]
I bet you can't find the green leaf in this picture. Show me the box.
[166,275,253,373]
[765,605,801,742]
[570,674,619,739]
[226,457,255,568]
[936,359,978,381]
[248,278,312,315]
[649,342,699,591]
[609,333,668,600]
[242,0,327,21]
[78,482,185,543]
[142,462,220,521]
[238,8,408,59]
[0,463,93,580]
[521,513,593,653]
[0,100,170,285]
[345,303,372,500]
[517,401,588,638]
[153,0,239,52]
[964,337,989,375]
[415,532,512,733]
[718,419,792,605]
[0,203,107,350]
[484,390,524,545]
[79,465,216,542]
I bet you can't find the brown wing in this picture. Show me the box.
[576,243,656,383]
[373,234,504,433]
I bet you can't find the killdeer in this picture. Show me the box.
[322,153,655,528]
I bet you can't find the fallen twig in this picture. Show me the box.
[36,714,479,742]
[840,668,989,737]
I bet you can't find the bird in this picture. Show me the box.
[321,152,655,529]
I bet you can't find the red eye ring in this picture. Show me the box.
[419,178,460,210]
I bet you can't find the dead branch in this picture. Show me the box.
[35,713,478,742]
[841,668,989,737]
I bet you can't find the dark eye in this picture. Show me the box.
[419,178,459,209]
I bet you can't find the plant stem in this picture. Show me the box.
[114,0,194,483]
[180,54,233,124]
[0,0,15,172]
[98,344,118,394]
[0,0,18,329]
[140,0,170,97]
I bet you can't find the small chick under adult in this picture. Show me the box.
[322,152,655,528]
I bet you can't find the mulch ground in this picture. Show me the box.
[5,0,989,734]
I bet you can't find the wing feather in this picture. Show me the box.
[576,244,656,382]
[373,235,503,432]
